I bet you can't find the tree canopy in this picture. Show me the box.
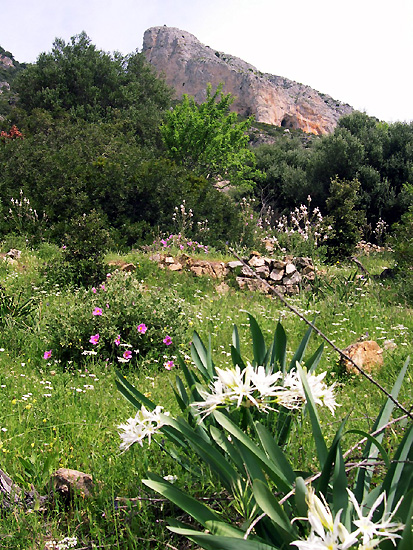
[13,32,172,142]
[160,83,258,188]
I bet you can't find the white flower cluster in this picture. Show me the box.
[50,536,77,550]
[190,363,338,419]
[292,487,404,550]
[118,405,168,451]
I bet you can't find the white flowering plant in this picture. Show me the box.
[116,314,412,549]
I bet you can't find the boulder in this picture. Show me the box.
[341,341,383,375]
[50,468,94,499]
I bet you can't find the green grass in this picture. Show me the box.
[0,245,411,548]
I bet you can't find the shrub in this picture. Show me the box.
[325,177,366,260]
[39,270,190,366]
[44,210,111,288]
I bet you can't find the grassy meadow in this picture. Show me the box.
[0,243,412,549]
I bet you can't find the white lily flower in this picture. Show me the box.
[347,489,404,546]
[118,405,168,450]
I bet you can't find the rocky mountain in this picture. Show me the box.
[142,27,353,135]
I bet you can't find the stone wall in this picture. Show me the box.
[150,252,315,295]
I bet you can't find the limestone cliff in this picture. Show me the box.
[142,27,353,135]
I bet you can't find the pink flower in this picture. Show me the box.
[106,303,110,309]
[137,323,148,334]
[123,350,132,360]
[114,335,121,346]
[43,350,52,360]
[106,273,112,278]
[163,335,172,346]
[164,360,174,370]
[92,287,97,294]
[92,307,103,316]
[100,283,106,291]
[89,333,100,345]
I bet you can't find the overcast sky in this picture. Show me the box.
[2,0,412,123]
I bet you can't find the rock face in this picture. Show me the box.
[142,26,353,135]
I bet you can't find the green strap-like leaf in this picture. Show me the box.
[168,528,279,550]
[380,423,413,513]
[231,345,247,370]
[162,415,241,490]
[254,423,296,485]
[191,330,211,382]
[289,322,315,372]
[232,324,241,354]
[354,356,410,502]
[346,429,390,469]
[397,489,413,550]
[294,477,308,518]
[270,321,287,374]
[213,411,292,492]
[305,343,324,374]
[252,479,298,542]
[115,369,155,410]
[143,472,221,528]
[248,313,267,366]
[296,363,328,468]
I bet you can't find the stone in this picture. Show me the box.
[50,468,94,499]
[108,260,136,272]
[241,264,255,277]
[269,268,284,282]
[383,339,397,351]
[143,27,353,135]
[341,341,384,375]
[284,284,300,295]
[248,256,266,268]
[190,260,227,278]
[7,249,21,259]
[272,260,287,270]
[168,262,182,271]
[227,260,243,270]
[164,256,175,264]
[295,256,313,270]
[216,281,230,295]
[120,263,136,272]
[283,271,302,285]
[285,263,297,275]
[149,253,162,262]
[236,277,269,294]
[255,265,270,278]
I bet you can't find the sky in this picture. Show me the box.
[2,0,412,123]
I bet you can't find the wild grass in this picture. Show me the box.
[0,244,411,549]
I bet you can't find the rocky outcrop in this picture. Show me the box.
[142,27,353,135]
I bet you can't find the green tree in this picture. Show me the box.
[12,32,172,142]
[160,83,258,189]
[325,177,366,259]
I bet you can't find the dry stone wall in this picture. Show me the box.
[150,252,315,295]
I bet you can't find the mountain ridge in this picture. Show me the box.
[142,26,353,135]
